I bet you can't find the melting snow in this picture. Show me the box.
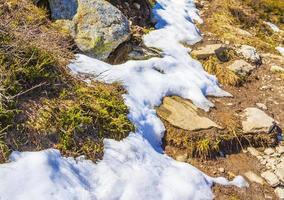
[277,47,284,57]
[0,0,248,199]
[264,21,281,32]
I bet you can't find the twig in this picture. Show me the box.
[9,82,47,99]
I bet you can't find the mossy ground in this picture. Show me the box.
[0,0,133,162]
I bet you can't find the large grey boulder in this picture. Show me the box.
[157,96,221,131]
[49,0,78,20]
[38,0,130,60]
[73,0,130,60]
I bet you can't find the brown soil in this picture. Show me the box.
[190,153,277,199]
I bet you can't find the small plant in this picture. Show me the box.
[203,56,241,86]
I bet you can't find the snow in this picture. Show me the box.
[0,0,248,199]
[264,21,281,32]
[276,47,284,57]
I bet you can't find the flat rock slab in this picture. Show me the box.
[227,59,256,76]
[244,171,265,185]
[157,96,221,131]
[191,44,226,59]
[241,107,274,133]
[261,171,280,187]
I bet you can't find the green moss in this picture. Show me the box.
[27,83,134,161]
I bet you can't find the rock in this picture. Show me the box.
[271,65,284,74]
[244,171,265,185]
[72,0,130,60]
[233,27,253,37]
[127,46,161,61]
[266,158,278,170]
[256,103,267,110]
[237,45,261,64]
[261,171,280,187]
[218,168,225,173]
[275,187,284,200]
[191,44,227,60]
[157,96,222,131]
[277,146,284,154]
[275,167,284,183]
[264,148,275,155]
[241,107,274,133]
[247,147,262,157]
[227,60,256,76]
[47,0,78,20]
[176,153,188,162]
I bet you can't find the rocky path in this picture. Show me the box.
[159,0,284,199]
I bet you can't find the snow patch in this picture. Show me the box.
[0,0,248,199]
[264,21,281,32]
[276,47,284,57]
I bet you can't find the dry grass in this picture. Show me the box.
[201,0,283,53]
[203,56,241,86]
[0,0,133,162]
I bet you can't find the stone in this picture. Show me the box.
[271,65,284,74]
[34,0,78,20]
[277,146,284,154]
[227,60,256,76]
[237,45,261,64]
[47,0,78,20]
[128,46,161,61]
[266,158,278,170]
[256,103,267,110]
[261,171,280,187]
[72,0,130,60]
[275,167,284,183]
[275,187,284,200]
[218,168,225,173]
[241,107,274,133]
[157,96,222,131]
[244,171,265,185]
[176,153,188,162]
[247,147,261,157]
[191,44,226,59]
[233,27,253,37]
[264,148,275,155]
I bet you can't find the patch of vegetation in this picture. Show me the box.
[202,56,241,86]
[0,0,133,162]
[27,83,134,160]
[201,0,283,53]
[163,111,277,159]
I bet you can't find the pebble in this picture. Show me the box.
[218,168,225,173]
[256,103,267,110]
[176,153,188,162]
[277,146,284,154]
[275,187,284,200]
[261,171,280,187]
[275,167,284,183]
[247,147,261,157]
[264,148,275,155]
[244,171,265,185]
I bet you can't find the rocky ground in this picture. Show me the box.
[1,0,284,199]
[158,0,284,199]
